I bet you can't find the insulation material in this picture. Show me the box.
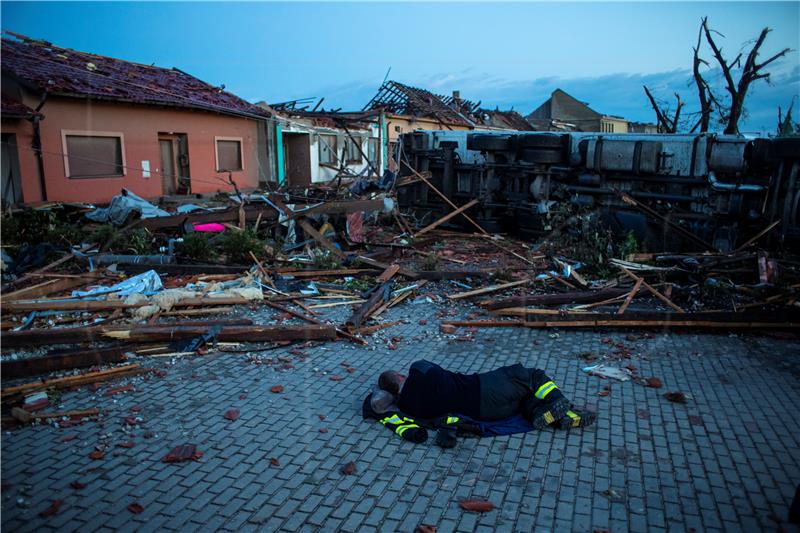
[152,289,199,311]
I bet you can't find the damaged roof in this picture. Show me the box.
[1,94,40,119]
[363,81,476,127]
[474,109,534,131]
[1,33,270,119]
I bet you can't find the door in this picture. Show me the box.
[283,132,312,187]
[158,133,191,195]
[159,137,178,195]
[1,134,24,205]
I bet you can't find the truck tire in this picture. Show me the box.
[519,148,565,164]
[467,134,512,151]
[517,134,566,149]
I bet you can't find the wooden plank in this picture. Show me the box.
[2,319,255,348]
[308,300,365,309]
[263,300,367,346]
[413,199,480,237]
[481,288,640,310]
[356,256,419,280]
[447,279,529,300]
[376,264,401,283]
[2,273,102,301]
[102,324,336,343]
[617,265,685,313]
[617,278,644,315]
[733,220,781,252]
[441,319,799,330]
[345,282,393,328]
[277,268,378,278]
[2,364,143,398]
[1,345,130,379]
[297,218,346,260]
[3,296,259,314]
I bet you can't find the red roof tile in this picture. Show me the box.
[1,34,269,119]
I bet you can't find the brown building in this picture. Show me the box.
[526,88,629,133]
[1,34,272,205]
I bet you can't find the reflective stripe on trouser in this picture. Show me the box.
[534,380,558,400]
[380,415,421,436]
[566,410,581,427]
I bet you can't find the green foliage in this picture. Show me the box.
[176,232,216,262]
[220,229,265,264]
[344,277,372,292]
[1,210,57,248]
[119,229,154,255]
[311,252,342,270]
[89,224,120,247]
[618,230,640,260]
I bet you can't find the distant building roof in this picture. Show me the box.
[527,89,602,122]
[1,33,269,119]
[0,94,40,119]
[474,109,534,131]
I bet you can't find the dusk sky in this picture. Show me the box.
[2,1,798,133]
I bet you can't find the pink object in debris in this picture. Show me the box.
[193,223,226,233]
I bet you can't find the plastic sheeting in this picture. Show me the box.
[72,270,163,298]
[85,189,170,226]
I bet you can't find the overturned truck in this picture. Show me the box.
[397,131,800,252]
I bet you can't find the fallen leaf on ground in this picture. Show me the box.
[62,434,78,442]
[319,428,328,433]
[645,377,663,388]
[239,394,247,400]
[341,462,357,475]
[70,482,86,490]
[130,406,142,413]
[89,450,104,460]
[143,431,155,439]
[459,500,494,513]
[127,503,144,514]
[39,499,63,517]
[224,409,240,421]
[270,457,280,467]
[329,375,344,382]
[415,526,437,533]
[162,444,203,463]
[663,391,687,403]
[117,441,136,449]
[598,390,610,397]
[270,385,284,393]
[318,414,325,421]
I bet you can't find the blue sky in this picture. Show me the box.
[2,1,798,133]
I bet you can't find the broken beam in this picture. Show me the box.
[413,199,480,237]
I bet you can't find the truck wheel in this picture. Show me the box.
[517,134,566,149]
[519,148,565,164]
[467,134,512,151]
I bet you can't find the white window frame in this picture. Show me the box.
[318,134,338,165]
[61,130,126,179]
[345,136,363,164]
[215,136,244,172]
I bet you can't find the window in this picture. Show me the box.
[367,138,380,166]
[62,131,124,178]
[319,134,338,164]
[215,137,243,171]
[345,137,362,163]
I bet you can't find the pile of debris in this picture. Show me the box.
[2,170,798,427]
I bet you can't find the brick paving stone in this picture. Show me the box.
[3,301,799,532]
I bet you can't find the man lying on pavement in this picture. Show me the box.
[362,359,595,446]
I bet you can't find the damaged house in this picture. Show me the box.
[0,33,272,205]
[259,101,385,187]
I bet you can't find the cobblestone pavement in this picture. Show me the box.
[2,299,800,533]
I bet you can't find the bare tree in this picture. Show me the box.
[702,19,791,134]
[643,86,683,133]
[690,17,719,133]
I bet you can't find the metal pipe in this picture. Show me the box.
[708,171,765,193]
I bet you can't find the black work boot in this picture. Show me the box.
[552,407,597,430]
[528,397,571,430]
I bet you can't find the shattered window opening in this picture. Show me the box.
[346,137,362,163]
[367,138,379,167]
[319,134,338,165]
[62,132,125,178]
[215,137,243,172]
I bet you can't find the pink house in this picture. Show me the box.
[1,34,273,205]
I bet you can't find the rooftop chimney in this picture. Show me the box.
[452,90,461,100]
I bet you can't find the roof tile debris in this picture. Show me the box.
[363,81,477,127]
[0,94,40,119]
[1,33,269,119]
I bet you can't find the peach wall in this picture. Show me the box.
[14,97,264,204]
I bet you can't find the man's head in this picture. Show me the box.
[378,370,405,396]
